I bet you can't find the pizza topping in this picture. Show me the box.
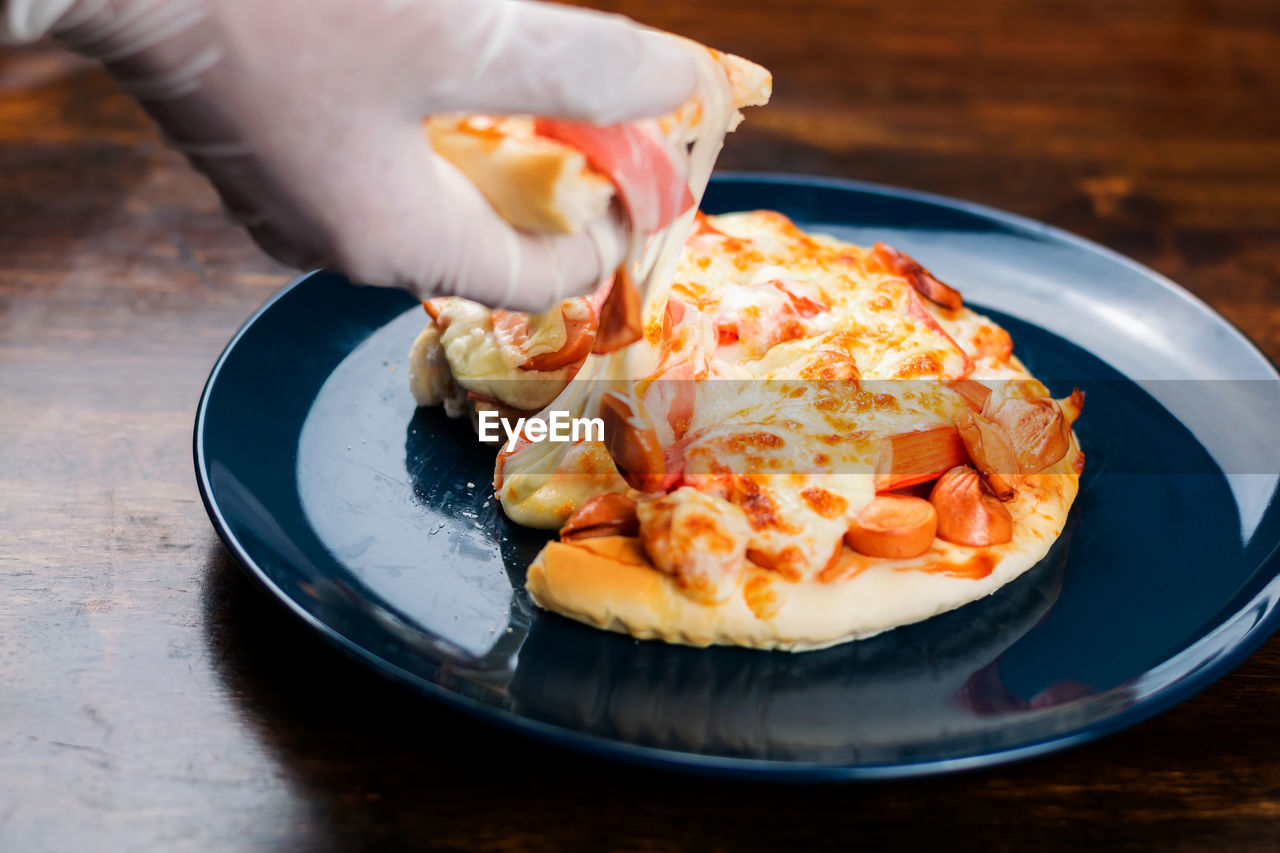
[423,298,446,325]
[954,409,1020,501]
[984,396,1071,474]
[954,388,1079,484]
[1058,388,1085,426]
[427,297,578,411]
[497,437,630,529]
[689,471,853,582]
[970,324,1014,360]
[948,378,993,411]
[688,210,738,245]
[661,295,689,340]
[640,361,698,440]
[710,280,820,356]
[593,266,644,353]
[770,279,828,318]
[742,573,781,620]
[560,492,640,541]
[798,348,860,381]
[430,294,597,375]
[650,298,710,379]
[600,390,669,493]
[532,119,695,234]
[491,300,597,371]
[932,552,998,580]
[636,487,752,604]
[844,494,938,559]
[903,290,974,378]
[746,546,807,579]
[929,466,1014,547]
[800,486,850,518]
[874,426,969,492]
[872,243,963,311]
[708,473,791,531]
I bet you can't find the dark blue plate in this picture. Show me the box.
[195,174,1280,779]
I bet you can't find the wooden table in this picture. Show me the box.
[3,1,1279,848]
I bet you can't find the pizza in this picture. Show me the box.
[407,42,1085,651]
[411,210,1085,651]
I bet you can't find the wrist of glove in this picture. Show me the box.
[8,0,696,311]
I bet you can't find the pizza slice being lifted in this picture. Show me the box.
[410,44,770,431]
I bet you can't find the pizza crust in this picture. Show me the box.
[426,117,615,234]
[425,49,771,234]
[526,454,1080,651]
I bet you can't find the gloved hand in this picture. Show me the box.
[2,0,696,310]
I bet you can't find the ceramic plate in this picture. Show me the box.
[195,174,1280,778]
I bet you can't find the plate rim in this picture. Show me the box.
[194,172,1280,780]
[715,171,1279,380]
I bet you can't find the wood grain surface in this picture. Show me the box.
[3,1,1280,849]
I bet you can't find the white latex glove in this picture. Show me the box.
[2,0,696,310]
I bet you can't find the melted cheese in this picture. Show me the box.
[408,324,450,407]
[635,487,753,602]
[427,297,579,412]
[500,210,1038,591]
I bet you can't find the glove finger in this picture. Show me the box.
[420,159,626,312]
[422,0,696,125]
[323,133,625,312]
[182,148,327,269]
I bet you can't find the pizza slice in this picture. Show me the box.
[424,46,771,235]
[410,45,771,434]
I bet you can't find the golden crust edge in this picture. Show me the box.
[424,48,772,234]
[426,122,611,233]
[526,453,1080,652]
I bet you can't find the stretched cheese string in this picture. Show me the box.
[499,46,735,512]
